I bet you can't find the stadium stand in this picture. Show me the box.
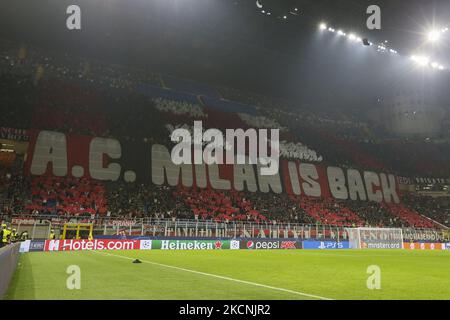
[380,202,438,229]
[289,196,365,227]
[0,38,449,230]
[26,176,107,217]
[403,195,450,226]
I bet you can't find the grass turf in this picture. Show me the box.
[6,249,450,300]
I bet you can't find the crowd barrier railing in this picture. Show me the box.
[1,214,449,242]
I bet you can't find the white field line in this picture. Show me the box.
[89,250,333,300]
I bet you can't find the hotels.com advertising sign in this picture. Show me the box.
[44,239,144,251]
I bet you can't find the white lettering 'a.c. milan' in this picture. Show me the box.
[27,130,400,204]
[89,137,122,181]
[30,131,68,176]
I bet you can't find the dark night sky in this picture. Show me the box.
[0,0,449,111]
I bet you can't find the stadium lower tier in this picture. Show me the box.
[2,173,448,229]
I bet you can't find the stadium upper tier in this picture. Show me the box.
[1,39,449,177]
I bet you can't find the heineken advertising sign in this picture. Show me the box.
[152,240,237,250]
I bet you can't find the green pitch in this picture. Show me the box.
[6,249,450,300]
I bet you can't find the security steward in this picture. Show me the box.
[49,229,56,240]
[2,226,12,246]
[10,228,19,242]
[20,230,29,241]
[0,224,5,247]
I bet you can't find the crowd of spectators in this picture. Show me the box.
[1,37,449,176]
[106,182,188,220]
[0,38,449,230]
[380,202,437,229]
[105,93,168,144]
[243,192,316,224]
[403,194,450,227]
[1,166,449,229]
[0,74,35,130]
[289,196,365,227]
[154,97,206,118]
[237,113,287,131]
[32,80,108,136]
[25,176,107,217]
[174,187,268,223]
[343,200,403,227]
[0,166,29,217]
[0,38,162,90]
[279,141,323,162]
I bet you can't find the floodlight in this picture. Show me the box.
[428,30,441,42]
[319,23,327,30]
[411,55,429,66]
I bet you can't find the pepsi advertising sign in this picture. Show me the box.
[240,240,302,250]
